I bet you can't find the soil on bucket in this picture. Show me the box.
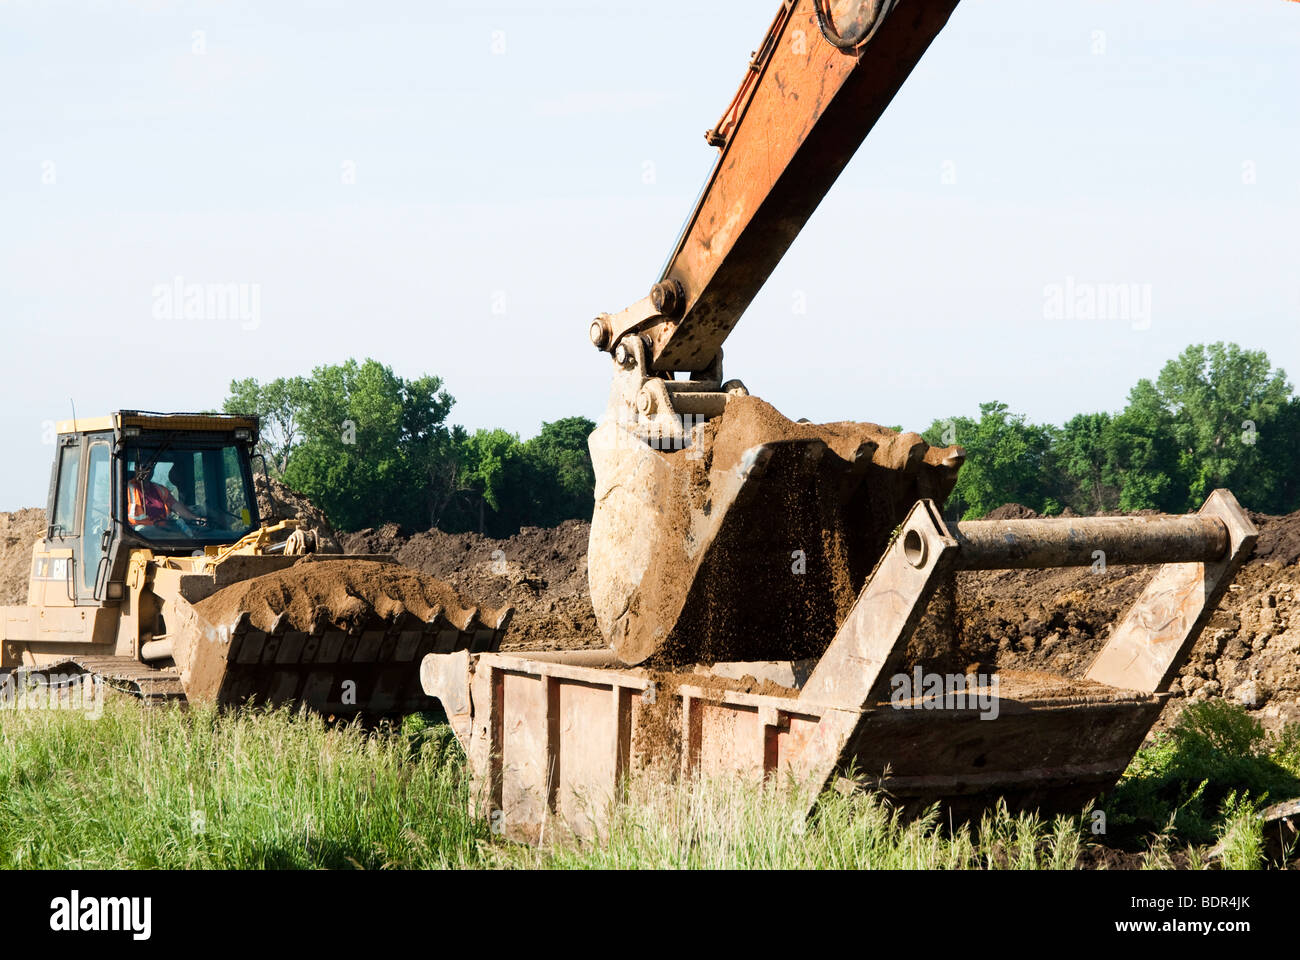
[195,558,509,634]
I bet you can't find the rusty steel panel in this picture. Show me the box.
[1086,489,1257,692]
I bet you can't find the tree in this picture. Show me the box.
[277,359,457,530]
[1056,412,1121,514]
[224,375,310,476]
[1154,343,1291,510]
[457,428,526,535]
[1108,378,1182,512]
[923,402,1056,519]
[521,417,596,527]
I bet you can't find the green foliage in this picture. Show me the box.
[1103,701,1300,846]
[272,359,457,531]
[922,402,1057,519]
[1217,792,1265,871]
[224,375,309,476]
[923,342,1298,517]
[1149,342,1292,510]
[0,699,1282,869]
[0,700,489,869]
[224,360,595,535]
[1056,412,1120,514]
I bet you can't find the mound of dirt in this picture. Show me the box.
[981,503,1039,521]
[341,519,598,651]
[195,558,509,634]
[1252,509,1300,567]
[0,508,44,605]
[915,505,1300,732]
[255,475,341,553]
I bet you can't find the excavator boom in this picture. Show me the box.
[590,0,960,372]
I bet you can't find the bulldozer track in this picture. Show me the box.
[37,656,185,702]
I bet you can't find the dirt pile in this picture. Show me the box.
[341,519,598,651]
[0,508,44,605]
[195,558,509,634]
[255,475,341,553]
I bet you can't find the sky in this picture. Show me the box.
[1,0,1297,510]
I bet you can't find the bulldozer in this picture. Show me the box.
[420,0,1270,841]
[0,411,511,714]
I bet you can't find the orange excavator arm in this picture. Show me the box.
[588,0,961,373]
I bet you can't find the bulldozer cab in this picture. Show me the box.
[42,411,262,606]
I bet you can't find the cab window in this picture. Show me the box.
[51,443,80,538]
[82,441,111,592]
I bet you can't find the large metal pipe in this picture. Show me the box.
[948,515,1228,571]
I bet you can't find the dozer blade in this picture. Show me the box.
[588,396,963,665]
[167,559,512,716]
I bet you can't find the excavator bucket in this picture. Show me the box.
[588,394,964,665]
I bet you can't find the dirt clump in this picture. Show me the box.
[1251,509,1300,567]
[195,558,508,634]
[0,508,45,606]
[981,503,1039,521]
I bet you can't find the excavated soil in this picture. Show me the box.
[195,558,507,634]
[341,519,597,651]
[0,508,44,605]
[4,483,1299,731]
[255,475,342,553]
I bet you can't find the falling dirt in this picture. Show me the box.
[594,395,964,667]
[194,558,509,634]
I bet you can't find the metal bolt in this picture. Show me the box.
[589,319,610,350]
[650,279,685,319]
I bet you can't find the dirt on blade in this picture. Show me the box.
[194,558,508,634]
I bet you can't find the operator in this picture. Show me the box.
[127,465,200,528]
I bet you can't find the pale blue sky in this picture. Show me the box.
[2,0,1297,510]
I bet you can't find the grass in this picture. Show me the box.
[0,695,1293,869]
[1102,699,1300,849]
[0,698,491,869]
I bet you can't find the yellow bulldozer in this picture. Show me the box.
[0,411,511,714]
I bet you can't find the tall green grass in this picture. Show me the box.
[0,699,490,869]
[0,696,1288,869]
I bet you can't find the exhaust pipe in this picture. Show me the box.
[140,637,174,662]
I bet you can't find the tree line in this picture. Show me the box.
[920,342,1300,520]
[224,358,594,537]
[225,342,1298,536]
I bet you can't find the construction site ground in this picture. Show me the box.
[5,485,1299,734]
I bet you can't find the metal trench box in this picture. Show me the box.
[422,490,1256,844]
